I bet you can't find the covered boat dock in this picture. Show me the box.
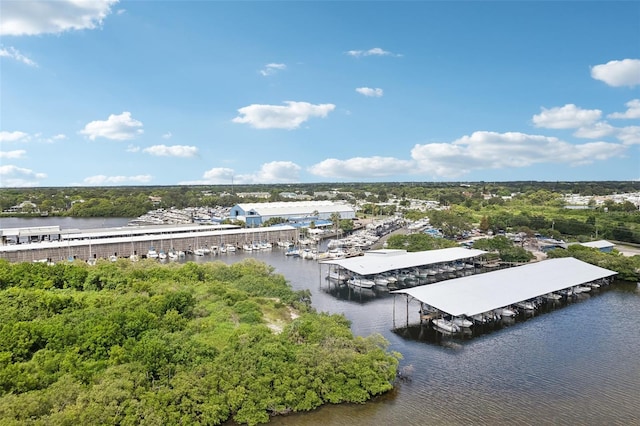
[319,247,488,290]
[391,257,618,329]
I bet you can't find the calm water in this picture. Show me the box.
[3,218,640,425]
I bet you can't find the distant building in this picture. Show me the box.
[229,201,355,227]
[236,192,270,199]
[4,201,38,213]
[580,240,614,253]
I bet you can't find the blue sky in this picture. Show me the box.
[1,1,639,187]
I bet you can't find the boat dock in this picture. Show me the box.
[0,224,299,263]
[391,257,618,337]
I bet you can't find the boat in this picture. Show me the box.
[147,248,159,259]
[285,247,300,257]
[494,307,517,317]
[432,318,461,334]
[515,301,536,311]
[327,270,348,283]
[574,285,591,294]
[347,276,375,289]
[194,248,206,256]
[542,293,562,301]
[158,250,167,260]
[451,316,473,328]
[109,254,118,262]
[168,250,178,260]
[226,245,236,253]
[373,275,390,288]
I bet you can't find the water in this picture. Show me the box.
[3,218,640,424]
[0,216,131,230]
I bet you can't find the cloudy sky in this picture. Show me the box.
[1,1,639,187]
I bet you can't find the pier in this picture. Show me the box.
[0,224,299,263]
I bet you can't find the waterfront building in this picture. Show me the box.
[229,200,356,227]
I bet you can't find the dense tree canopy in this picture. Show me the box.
[0,259,400,425]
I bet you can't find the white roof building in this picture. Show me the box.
[322,247,487,276]
[392,257,617,317]
[230,201,355,226]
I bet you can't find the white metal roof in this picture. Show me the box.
[237,201,354,217]
[580,240,614,249]
[392,257,617,317]
[321,247,487,275]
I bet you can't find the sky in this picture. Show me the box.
[0,0,639,187]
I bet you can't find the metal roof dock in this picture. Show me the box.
[320,247,487,276]
[392,257,617,318]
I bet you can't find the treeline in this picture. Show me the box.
[2,181,638,216]
[0,259,400,425]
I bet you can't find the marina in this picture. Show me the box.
[0,218,638,424]
[0,223,298,263]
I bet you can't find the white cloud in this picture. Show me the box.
[183,161,301,185]
[309,157,413,179]
[0,150,26,159]
[260,63,286,76]
[346,47,399,58]
[162,132,172,139]
[591,59,640,87]
[0,130,30,143]
[532,104,602,129]
[232,101,335,129]
[0,46,37,66]
[411,131,627,178]
[201,167,235,183]
[143,145,198,157]
[355,87,383,97]
[608,99,640,119]
[79,111,143,140]
[0,165,46,187]
[41,134,67,143]
[0,0,118,36]
[573,122,616,139]
[252,161,301,183]
[82,174,153,185]
[126,145,140,153]
[617,126,640,145]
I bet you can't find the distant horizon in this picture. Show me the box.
[1,179,639,191]
[1,1,638,186]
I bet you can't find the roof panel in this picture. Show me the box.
[392,257,617,317]
[321,247,487,275]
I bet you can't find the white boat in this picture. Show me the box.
[147,248,159,259]
[374,275,390,287]
[542,293,562,301]
[451,317,473,328]
[226,245,236,252]
[494,307,517,317]
[168,250,178,260]
[347,276,375,289]
[158,250,167,260]
[109,255,118,262]
[194,248,206,256]
[574,285,591,294]
[129,254,139,262]
[242,244,253,251]
[515,301,536,311]
[432,318,461,334]
[327,270,348,282]
[285,248,300,257]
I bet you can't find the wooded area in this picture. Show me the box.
[0,259,400,425]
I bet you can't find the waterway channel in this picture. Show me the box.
[2,217,639,425]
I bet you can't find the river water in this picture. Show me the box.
[2,218,639,425]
